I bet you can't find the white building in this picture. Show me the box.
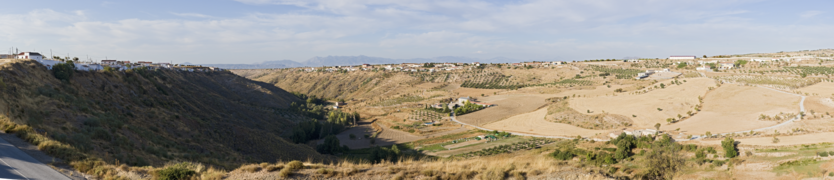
[458,97,471,104]
[16,52,44,61]
[669,56,696,60]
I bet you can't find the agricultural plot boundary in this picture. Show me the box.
[449,116,607,141]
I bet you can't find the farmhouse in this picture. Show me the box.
[669,56,696,60]
[137,61,153,66]
[458,97,471,104]
[16,52,44,61]
[101,60,117,65]
[625,59,641,63]
[718,62,734,70]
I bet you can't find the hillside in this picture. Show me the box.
[0,59,329,171]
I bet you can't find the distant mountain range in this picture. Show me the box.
[194,55,535,69]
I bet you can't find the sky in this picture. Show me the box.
[1,0,833,64]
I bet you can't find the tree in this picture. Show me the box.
[722,137,738,158]
[772,136,780,144]
[703,55,707,58]
[705,131,712,138]
[316,135,346,154]
[638,148,685,180]
[660,83,666,89]
[654,123,661,131]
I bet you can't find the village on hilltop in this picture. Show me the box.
[1,51,224,72]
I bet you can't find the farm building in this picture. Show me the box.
[718,62,734,70]
[669,56,696,60]
[458,97,471,104]
[16,52,44,61]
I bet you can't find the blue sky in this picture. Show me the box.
[1,0,833,63]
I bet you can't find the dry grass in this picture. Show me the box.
[223,145,614,179]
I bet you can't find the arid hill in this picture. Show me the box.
[0,60,328,170]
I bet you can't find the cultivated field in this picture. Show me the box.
[455,94,557,126]
[335,123,423,149]
[666,84,800,135]
[568,78,715,128]
[483,108,607,137]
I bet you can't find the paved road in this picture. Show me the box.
[0,137,69,180]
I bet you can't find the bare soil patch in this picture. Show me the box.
[666,84,799,135]
[805,97,834,119]
[547,100,632,130]
[569,78,715,129]
[483,108,606,137]
[456,94,556,126]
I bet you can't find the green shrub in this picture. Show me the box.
[712,160,726,167]
[819,151,830,157]
[52,62,76,81]
[551,149,575,160]
[157,166,196,180]
[722,137,738,158]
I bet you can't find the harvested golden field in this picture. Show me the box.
[666,84,800,135]
[456,94,557,126]
[797,81,834,97]
[804,97,834,119]
[483,108,606,137]
[568,78,715,129]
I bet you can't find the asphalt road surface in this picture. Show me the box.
[0,137,69,180]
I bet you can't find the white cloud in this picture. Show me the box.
[800,10,823,18]
[172,13,213,18]
[2,1,834,63]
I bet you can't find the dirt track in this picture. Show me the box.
[698,132,834,146]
